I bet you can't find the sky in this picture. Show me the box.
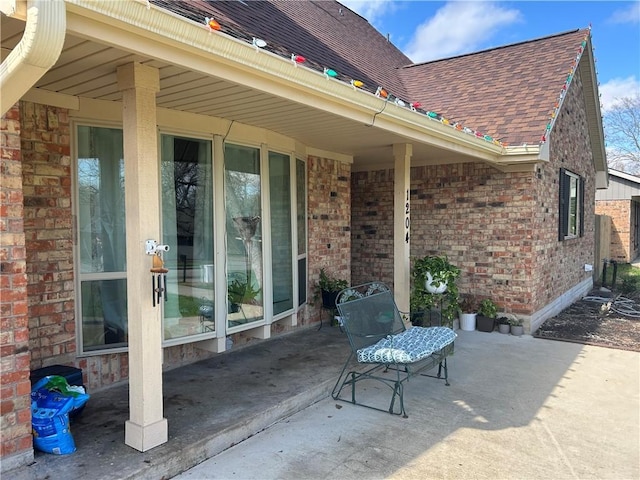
[340,0,640,113]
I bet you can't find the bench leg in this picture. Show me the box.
[389,376,407,418]
[437,357,450,386]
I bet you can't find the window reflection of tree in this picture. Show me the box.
[226,169,263,291]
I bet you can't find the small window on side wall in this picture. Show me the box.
[558,168,585,240]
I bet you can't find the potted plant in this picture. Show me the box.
[458,295,478,331]
[316,268,348,310]
[476,298,498,332]
[413,255,460,294]
[228,276,261,312]
[410,255,460,328]
[497,316,510,334]
[510,317,524,336]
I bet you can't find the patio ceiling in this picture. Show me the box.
[1,3,508,171]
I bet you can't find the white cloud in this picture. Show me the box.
[607,2,640,25]
[340,0,398,25]
[599,76,640,112]
[403,1,522,63]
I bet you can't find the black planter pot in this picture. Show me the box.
[476,315,495,332]
[321,289,340,310]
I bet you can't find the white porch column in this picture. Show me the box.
[393,143,412,313]
[117,62,168,452]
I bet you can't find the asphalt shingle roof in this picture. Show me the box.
[152,1,591,147]
[152,0,412,97]
[399,29,591,146]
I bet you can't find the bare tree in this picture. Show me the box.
[604,94,640,174]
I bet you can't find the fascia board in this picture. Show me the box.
[64,0,503,162]
[578,37,608,176]
[608,169,640,184]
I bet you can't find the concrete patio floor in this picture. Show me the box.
[7,326,640,480]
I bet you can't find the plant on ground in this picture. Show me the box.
[459,295,478,313]
[477,298,498,318]
[410,255,460,325]
[317,268,348,293]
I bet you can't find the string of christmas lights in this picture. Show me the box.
[202,17,508,147]
[540,26,592,145]
[202,16,593,149]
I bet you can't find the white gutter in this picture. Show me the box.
[65,0,504,162]
[0,0,66,115]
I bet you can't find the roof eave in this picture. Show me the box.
[64,0,504,162]
[579,35,608,188]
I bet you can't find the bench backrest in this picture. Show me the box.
[335,282,407,352]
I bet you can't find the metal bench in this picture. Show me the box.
[331,282,456,417]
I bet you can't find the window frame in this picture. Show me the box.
[558,168,585,241]
[74,122,309,354]
[73,121,129,356]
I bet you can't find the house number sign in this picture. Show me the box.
[405,189,410,244]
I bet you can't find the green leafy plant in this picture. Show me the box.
[410,255,460,326]
[228,277,261,305]
[477,299,498,318]
[497,316,510,325]
[314,268,349,310]
[317,268,348,293]
[412,255,461,292]
[509,317,523,327]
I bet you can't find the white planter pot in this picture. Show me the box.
[425,272,447,294]
[459,313,477,331]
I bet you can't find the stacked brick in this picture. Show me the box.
[307,155,351,320]
[1,103,33,462]
[595,200,633,262]
[350,68,595,326]
[20,102,76,368]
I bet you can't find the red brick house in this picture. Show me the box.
[596,169,640,263]
[1,0,606,470]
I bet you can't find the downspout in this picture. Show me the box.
[0,0,66,115]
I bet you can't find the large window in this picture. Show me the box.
[559,168,584,240]
[296,159,307,306]
[269,151,294,316]
[161,135,214,341]
[76,126,127,351]
[76,127,308,352]
[224,144,264,328]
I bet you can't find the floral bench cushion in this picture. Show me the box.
[356,326,457,364]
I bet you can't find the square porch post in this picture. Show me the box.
[393,143,412,313]
[117,62,168,452]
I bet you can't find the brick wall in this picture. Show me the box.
[307,156,351,319]
[20,102,76,369]
[536,67,595,311]
[1,103,33,467]
[350,68,595,326]
[595,200,631,262]
[351,169,394,286]
[410,163,537,314]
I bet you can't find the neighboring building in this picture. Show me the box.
[1,0,607,470]
[596,169,640,263]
